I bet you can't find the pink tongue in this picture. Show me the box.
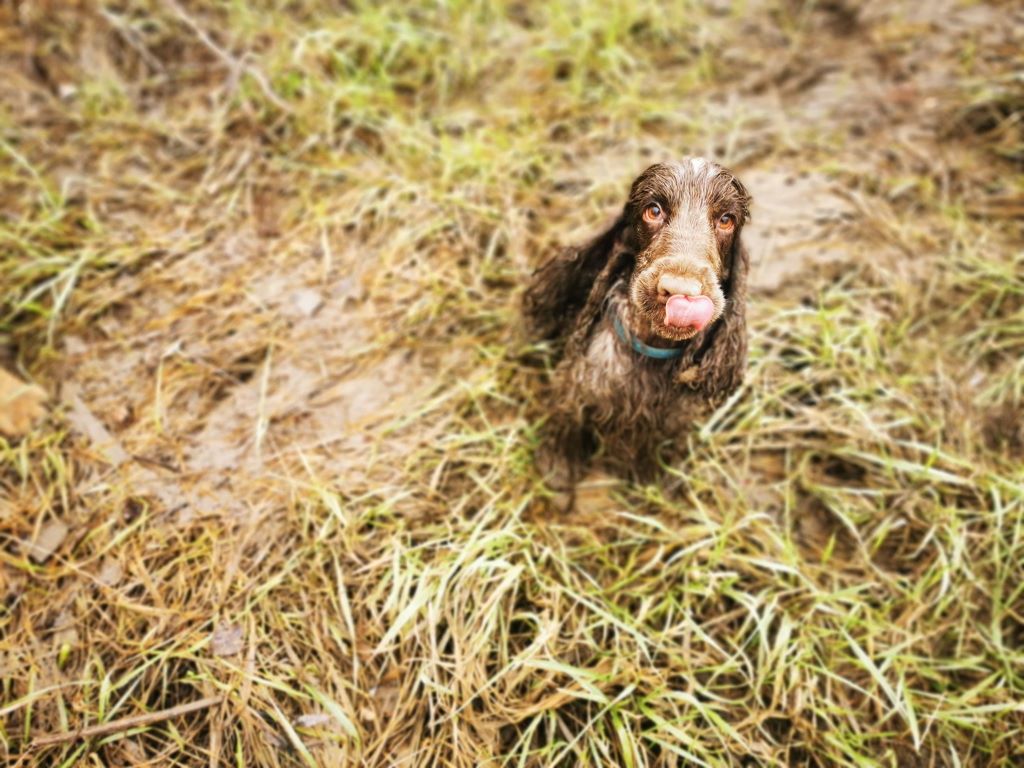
[665,295,714,330]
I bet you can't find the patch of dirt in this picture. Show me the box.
[743,170,854,295]
[56,227,435,518]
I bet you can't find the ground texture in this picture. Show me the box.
[2,1,1023,765]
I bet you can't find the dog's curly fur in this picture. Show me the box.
[524,159,751,500]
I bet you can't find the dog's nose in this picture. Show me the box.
[656,274,703,302]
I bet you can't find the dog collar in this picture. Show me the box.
[612,313,685,360]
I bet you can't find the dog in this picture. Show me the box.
[524,159,751,503]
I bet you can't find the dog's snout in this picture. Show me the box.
[656,274,703,302]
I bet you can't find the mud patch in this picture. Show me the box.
[743,170,854,295]
[54,221,432,518]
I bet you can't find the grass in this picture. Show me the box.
[1,0,1023,765]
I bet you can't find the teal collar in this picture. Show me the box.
[612,313,685,360]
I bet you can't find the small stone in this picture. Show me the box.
[290,289,323,318]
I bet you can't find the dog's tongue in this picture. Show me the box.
[665,295,714,330]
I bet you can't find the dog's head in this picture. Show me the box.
[523,157,752,393]
[621,159,751,342]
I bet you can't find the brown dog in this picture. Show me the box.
[524,159,751,501]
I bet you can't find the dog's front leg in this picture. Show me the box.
[536,401,594,512]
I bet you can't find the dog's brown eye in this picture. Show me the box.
[643,203,663,224]
[717,213,735,231]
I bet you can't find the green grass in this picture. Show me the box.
[1,0,1023,765]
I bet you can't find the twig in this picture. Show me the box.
[161,0,293,113]
[99,8,165,72]
[30,696,222,748]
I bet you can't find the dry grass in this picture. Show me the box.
[1,0,1023,765]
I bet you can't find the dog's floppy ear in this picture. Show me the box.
[523,211,630,342]
[697,212,750,398]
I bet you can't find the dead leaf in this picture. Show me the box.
[97,559,124,587]
[371,681,401,718]
[26,520,69,564]
[52,609,79,647]
[211,623,244,657]
[116,738,147,763]
[0,368,47,437]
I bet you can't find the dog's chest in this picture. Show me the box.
[574,324,705,434]
[583,328,631,384]
[579,327,670,410]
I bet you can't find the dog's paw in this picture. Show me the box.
[545,485,576,514]
[536,450,577,512]
[0,368,47,437]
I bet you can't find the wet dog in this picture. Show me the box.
[524,159,751,502]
